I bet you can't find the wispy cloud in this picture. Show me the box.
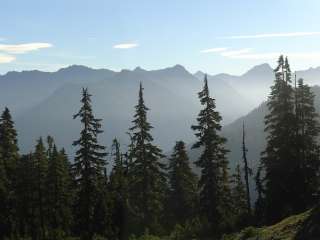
[0,37,5,42]
[0,43,52,54]
[200,47,228,53]
[221,48,252,57]
[0,54,15,63]
[113,43,139,49]
[220,32,320,39]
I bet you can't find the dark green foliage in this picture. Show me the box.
[241,123,252,216]
[254,164,265,226]
[191,75,231,235]
[128,83,167,235]
[109,138,130,240]
[47,139,74,239]
[167,141,198,226]
[0,107,19,238]
[294,78,320,210]
[73,88,107,240]
[231,164,248,229]
[262,55,297,223]
[33,137,49,239]
[261,56,320,225]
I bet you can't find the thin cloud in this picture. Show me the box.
[0,43,52,54]
[221,48,252,57]
[220,32,320,39]
[200,47,228,53]
[0,54,15,63]
[113,43,138,49]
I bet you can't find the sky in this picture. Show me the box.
[1,0,320,75]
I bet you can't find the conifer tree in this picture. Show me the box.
[0,107,19,180]
[0,146,9,239]
[167,141,198,226]
[231,164,247,229]
[294,78,320,209]
[73,88,107,240]
[47,138,73,238]
[262,55,297,223]
[0,107,19,236]
[254,164,265,226]
[128,83,167,234]
[191,75,230,235]
[33,137,49,239]
[109,138,129,240]
[242,123,252,215]
[15,154,35,239]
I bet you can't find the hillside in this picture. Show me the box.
[223,207,320,240]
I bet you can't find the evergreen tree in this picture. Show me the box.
[0,107,19,180]
[109,138,129,240]
[242,123,252,215]
[0,107,19,237]
[262,55,297,223]
[15,154,35,239]
[33,137,49,239]
[47,139,73,239]
[128,83,167,235]
[0,146,9,239]
[191,75,230,235]
[231,164,247,229]
[73,88,107,240]
[254,164,265,226]
[167,141,198,226]
[294,78,320,210]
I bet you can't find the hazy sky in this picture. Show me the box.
[1,0,320,75]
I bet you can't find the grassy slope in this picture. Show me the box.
[223,210,312,240]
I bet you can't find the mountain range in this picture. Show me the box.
[2,63,320,173]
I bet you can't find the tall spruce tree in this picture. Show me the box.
[128,83,167,235]
[242,123,252,215]
[191,75,230,235]
[262,55,297,223]
[46,138,73,238]
[231,164,247,229]
[109,138,129,240]
[0,145,9,239]
[73,88,107,240]
[295,78,320,210]
[33,138,49,240]
[0,107,19,237]
[167,141,198,226]
[254,164,265,226]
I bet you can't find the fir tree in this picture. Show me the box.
[0,107,19,236]
[128,83,167,234]
[262,55,297,223]
[109,138,129,240]
[254,164,265,226]
[294,78,320,210]
[73,88,107,240]
[191,75,230,235]
[33,137,49,239]
[167,141,198,226]
[231,164,247,229]
[242,123,252,215]
[47,139,73,238]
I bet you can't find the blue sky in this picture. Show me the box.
[1,0,320,74]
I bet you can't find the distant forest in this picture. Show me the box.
[0,55,319,240]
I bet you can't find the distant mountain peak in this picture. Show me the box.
[134,66,146,72]
[243,63,273,76]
